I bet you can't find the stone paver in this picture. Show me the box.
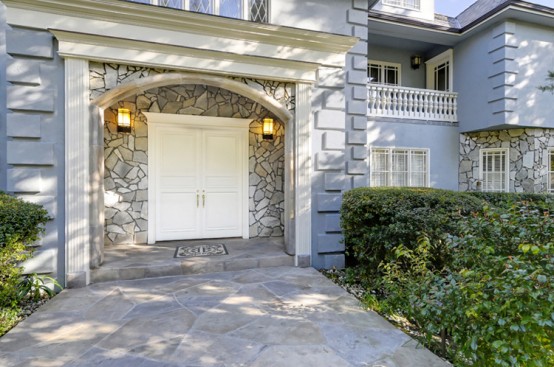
[0,267,450,367]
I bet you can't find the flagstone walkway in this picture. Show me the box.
[0,267,450,367]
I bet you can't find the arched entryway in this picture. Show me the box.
[90,72,298,271]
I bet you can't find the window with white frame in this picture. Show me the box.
[129,0,269,22]
[382,0,420,10]
[426,49,453,92]
[370,147,429,187]
[480,148,509,192]
[368,61,401,85]
[548,148,554,194]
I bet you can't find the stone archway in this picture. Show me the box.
[65,59,312,287]
[89,72,297,271]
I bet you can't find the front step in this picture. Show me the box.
[90,239,294,283]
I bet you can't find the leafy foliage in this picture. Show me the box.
[0,192,51,335]
[341,187,484,285]
[17,273,62,302]
[356,201,553,366]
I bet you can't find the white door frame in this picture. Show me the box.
[145,113,251,244]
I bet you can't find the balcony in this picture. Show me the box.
[368,84,458,123]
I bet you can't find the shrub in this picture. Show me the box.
[341,187,485,283]
[380,204,554,366]
[470,191,553,211]
[0,192,51,309]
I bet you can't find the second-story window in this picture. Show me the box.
[131,0,269,22]
[382,0,421,11]
[426,50,454,92]
[368,60,401,85]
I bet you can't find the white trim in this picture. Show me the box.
[479,148,509,193]
[4,1,356,61]
[546,148,554,194]
[94,73,293,123]
[51,31,319,83]
[426,49,454,91]
[382,0,420,11]
[145,113,251,244]
[368,59,402,86]
[143,112,252,129]
[369,146,430,187]
[294,83,312,265]
[64,58,91,286]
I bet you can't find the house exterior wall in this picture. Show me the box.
[1,21,66,280]
[512,22,554,129]
[459,128,554,193]
[91,63,292,245]
[271,0,352,34]
[1,0,359,282]
[368,119,460,190]
[367,45,426,88]
[309,0,369,269]
[456,20,554,133]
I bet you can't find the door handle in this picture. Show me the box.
[202,190,206,207]
[196,190,199,208]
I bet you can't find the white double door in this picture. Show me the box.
[152,122,247,241]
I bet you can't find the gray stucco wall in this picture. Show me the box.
[368,119,460,190]
[367,45,426,89]
[511,22,554,129]
[271,0,352,35]
[3,24,66,282]
[310,0,369,269]
[456,20,554,133]
[455,24,495,133]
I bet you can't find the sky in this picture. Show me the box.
[435,0,476,16]
[435,0,554,16]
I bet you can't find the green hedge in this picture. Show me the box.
[340,188,553,365]
[469,191,554,210]
[341,187,485,282]
[380,204,554,366]
[0,192,51,310]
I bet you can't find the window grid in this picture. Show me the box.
[480,149,508,193]
[368,60,401,86]
[370,148,429,188]
[548,149,554,194]
[382,0,421,10]
[434,61,450,91]
[129,0,268,22]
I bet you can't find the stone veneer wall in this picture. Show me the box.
[90,63,294,245]
[459,128,554,193]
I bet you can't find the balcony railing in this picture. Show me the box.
[368,84,458,122]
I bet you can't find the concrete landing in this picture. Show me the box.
[0,267,450,367]
[91,237,293,283]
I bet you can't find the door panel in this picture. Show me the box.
[202,132,243,238]
[156,129,201,240]
[153,124,245,241]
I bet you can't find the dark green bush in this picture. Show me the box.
[341,187,485,283]
[470,191,553,211]
[0,192,51,310]
[380,204,554,366]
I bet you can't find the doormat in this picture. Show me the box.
[174,244,228,258]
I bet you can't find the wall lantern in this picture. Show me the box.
[262,117,274,140]
[117,108,132,133]
[411,55,422,70]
